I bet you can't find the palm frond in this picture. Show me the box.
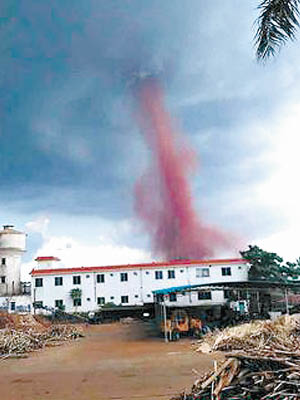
[255,0,300,60]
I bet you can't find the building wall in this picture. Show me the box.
[35,258,62,270]
[0,295,31,313]
[31,260,249,313]
[163,289,225,308]
[0,252,23,296]
[0,226,26,297]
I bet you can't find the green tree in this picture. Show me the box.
[240,245,284,280]
[241,245,300,282]
[279,258,300,280]
[255,0,300,60]
[70,288,82,311]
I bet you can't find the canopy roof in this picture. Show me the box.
[152,279,300,297]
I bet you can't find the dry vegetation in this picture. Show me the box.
[173,316,300,400]
[0,312,84,360]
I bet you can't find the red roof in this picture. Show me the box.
[35,256,61,262]
[31,258,247,276]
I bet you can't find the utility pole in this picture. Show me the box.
[285,287,289,315]
[163,295,168,343]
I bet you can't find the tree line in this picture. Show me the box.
[241,245,300,282]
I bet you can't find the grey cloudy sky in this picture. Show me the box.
[1,0,300,272]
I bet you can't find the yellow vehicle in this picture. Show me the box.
[161,309,202,340]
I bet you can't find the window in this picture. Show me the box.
[34,301,43,309]
[134,272,138,276]
[147,294,151,298]
[87,298,91,301]
[222,267,232,276]
[73,298,81,307]
[121,296,129,304]
[86,275,90,278]
[55,277,63,286]
[168,270,175,279]
[196,268,210,278]
[110,296,114,300]
[110,273,114,276]
[198,291,212,300]
[134,295,139,298]
[73,276,81,285]
[55,299,63,308]
[0,276,5,284]
[169,293,177,302]
[97,297,105,305]
[120,272,128,282]
[1,258,6,266]
[155,271,163,280]
[97,274,105,283]
[146,271,149,275]
[35,278,43,287]
[10,302,16,311]
[180,269,184,273]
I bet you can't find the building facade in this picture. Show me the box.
[31,258,249,313]
[0,224,31,312]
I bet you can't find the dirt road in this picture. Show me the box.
[0,321,214,400]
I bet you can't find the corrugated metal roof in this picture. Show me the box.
[152,285,195,295]
[152,279,300,296]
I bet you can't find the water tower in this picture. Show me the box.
[0,225,26,296]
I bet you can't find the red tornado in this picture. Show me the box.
[134,78,233,260]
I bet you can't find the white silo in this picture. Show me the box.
[0,225,26,296]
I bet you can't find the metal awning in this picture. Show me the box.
[152,279,300,297]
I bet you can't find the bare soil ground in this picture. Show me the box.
[0,321,214,400]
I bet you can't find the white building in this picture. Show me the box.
[31,257,249,313]
[0,225,31,312]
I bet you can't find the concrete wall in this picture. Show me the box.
[0,253,24,296]
[0,295,31,313]
[164,288,225,308]
[35,259,62,270]
[0,226,26,296]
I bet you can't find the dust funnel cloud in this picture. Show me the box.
[134,78,233,260]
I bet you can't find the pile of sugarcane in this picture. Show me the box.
[173,353,300,399]
[0,324,84,358]
[196,315,300,355]
[172,316,300,399]
[45,324,84,341]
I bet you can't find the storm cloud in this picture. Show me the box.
[1,0,300,258]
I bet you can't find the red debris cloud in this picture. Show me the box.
[134,78,234,260]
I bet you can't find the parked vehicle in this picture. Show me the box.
[160,309,202,340]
